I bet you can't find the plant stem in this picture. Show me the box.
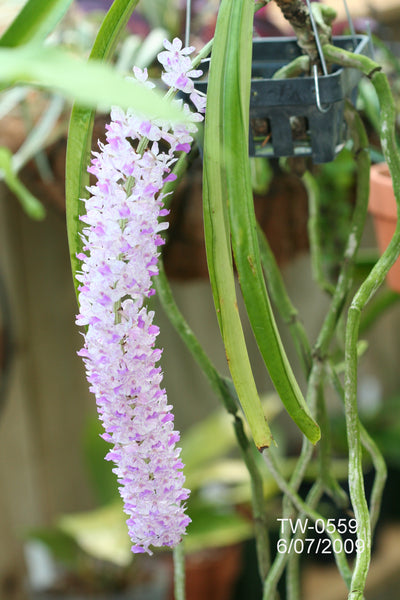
[234,416,271,581]
[272,55,310,79]
[272,0,314,47]
[323,45,400,598]
[173,543,186,600]
[323,44,380,78]
[285,480,324,600]
[359,425,387,536]
[191,37,213,68]
[327,363,387,538]
[286,547,300,600]
[316,372,348,507]
[159,152,192,217]
[344,308,371,600]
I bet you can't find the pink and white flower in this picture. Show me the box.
[76,39,205,554]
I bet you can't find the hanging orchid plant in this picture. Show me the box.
[2,0,400,599]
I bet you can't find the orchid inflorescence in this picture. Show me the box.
[76,38,205,555]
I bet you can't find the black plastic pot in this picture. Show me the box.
[196,35,370,163]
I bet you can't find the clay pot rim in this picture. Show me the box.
[370,162,392,185]
[369,161,396,219]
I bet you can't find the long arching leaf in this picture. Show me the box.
[204,0,320,444]
[223,1,320,444]
[0,0,74,47]
[225,4,319,443]
[203,0,272,451]
[0,43,179,119]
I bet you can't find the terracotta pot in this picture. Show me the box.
[369,162,400,293]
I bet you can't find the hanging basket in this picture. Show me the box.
[196,35,370,164]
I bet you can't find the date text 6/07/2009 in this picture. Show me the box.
[276,536,365,555]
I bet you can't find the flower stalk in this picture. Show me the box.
[75,39,205,555]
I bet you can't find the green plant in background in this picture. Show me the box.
[2,0,400,599]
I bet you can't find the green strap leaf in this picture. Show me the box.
[206,0,320,444]
[203,0,272,451]
[0,43,181,120]
[66,0,141,295]
[0,0,74,47]
[227,0,319,444]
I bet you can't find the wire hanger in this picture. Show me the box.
[185,0,192,48]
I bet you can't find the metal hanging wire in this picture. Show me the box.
[304,0,331,112]
[342,0,358,49]
[304,0,362,113]
[313,64,330,113]
[366,20,375,59]
[304,0,329,76]
[185,0,192,48]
